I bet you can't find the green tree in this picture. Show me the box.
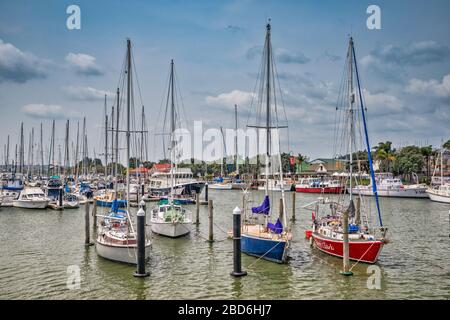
[393,145,424,181]
[420,145,433,183]
[443,139,450,150]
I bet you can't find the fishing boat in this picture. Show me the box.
[96,39,151,264]
[13,187,49,209]
[352,173,428,198]
[240,21,292,263]
[147,167,204,198]
[94,189,126,208]
[150,60,192,238]
[427,147,450,203]
[306,37,387,267]
[295,177,344,194]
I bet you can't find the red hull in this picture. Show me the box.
[295,186,343,194]
[312,233,383,263]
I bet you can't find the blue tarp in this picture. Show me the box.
[267,218,283,234]
[252,195,270,215]
[214,176,224,182]
[349,224,359,233]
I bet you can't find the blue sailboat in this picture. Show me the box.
[241,21,292,263]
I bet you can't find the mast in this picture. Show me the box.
[6,135,9,172]
[74,121,79,179]
[40,124,43,177]
[82,117,86,176]
[115,87,120,183]
[235,104,239,175]
[48,120,55,176]
[265,22,271,196]
[170,59,175,202]
[110,105,114,177]
[440,143,443,186]
[126,38,131,213]
[19,122,24,174]
[104,94,108,177]
[341,37,355,275]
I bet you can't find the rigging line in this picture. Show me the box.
[130,49,145,109]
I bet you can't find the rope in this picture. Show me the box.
[246,240,283,269]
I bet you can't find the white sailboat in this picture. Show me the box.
[150,60,192,238]
[96,39,151,264]
[427,146,450,203]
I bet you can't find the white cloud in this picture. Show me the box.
[206,90,255,108]
[405,74,450,98]
[22,104,69,119]
[0,38,48,83]
[65,53,103,76]
[363,89,404,114]
[62,85,113,101]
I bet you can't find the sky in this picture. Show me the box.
[0,0,449,165]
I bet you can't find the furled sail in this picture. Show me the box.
[252,195,270,215]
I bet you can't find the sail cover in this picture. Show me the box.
[267,218,283,234]
[252,195,270,215]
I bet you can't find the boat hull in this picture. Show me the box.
[295,186,343,194]
[209,183,233,190]
[12,200,49,209]
[312,233,383,264]
[95,240,151,264]
[151,221,191,238]
[241,234,288,263]
[96,199,127,207]
[427,191,450,203]
[351,187,428,198]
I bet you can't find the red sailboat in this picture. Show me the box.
[305,37,387,268]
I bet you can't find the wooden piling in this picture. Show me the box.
[195,193,200,225]
[85,201,93,246]
[291,192,296,222]
[208,199,214,243]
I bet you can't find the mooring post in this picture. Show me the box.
[231,206,247,277]
[141,184,145,198]
[205,182,209,202]
[195,192,200,225]
[59,187,63,208]
[85,201,93,246]
[134,200,149,277]
[208,199,214,243]
[92,200,97,229]
[291,192,296,222]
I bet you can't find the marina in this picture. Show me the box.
[0,0,449,303]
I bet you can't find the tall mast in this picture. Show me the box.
[50,120,55,176]
[265,23,271,196]
[63,120,69,177]
[31,128,35,176]
[40,124,43,177]
[342,37,355,275]
[27,131,31,177]
[104,94,108,177]
[74,121,79,179]
[126,38,131,212]
[440,142,443,186]
[19,122,24,174]
[170,59,175,202]
[6,135,9,172]
[235,104,239,175]
[115,87,120,182]
[110,105,114,177]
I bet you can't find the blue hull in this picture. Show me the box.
[96,200,127,208]
[241,234,288,263]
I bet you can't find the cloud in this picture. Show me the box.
[65,53,103,76]
[405,74,450,98]
[363,89,404,115]
[206,90,255,108]
[22,104,68,119]
[276,48,310,64]
[225,25,243,33]
[368,41,450,66]
[0,39,48,83]
[62,85,114,101]
[245,46,310,64]
[323,50,342,62]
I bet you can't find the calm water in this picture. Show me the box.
[0,190,449,300]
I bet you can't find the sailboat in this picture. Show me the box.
[96,39,151,264]
[427,146,450,203]
[150,60,192,238]
[306,37,387,265]
[240,21,292,263]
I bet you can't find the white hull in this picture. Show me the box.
[209,183,232,190]
[351,187,428,198]
[12,199,49,209]
[427,191,450,203]
[151,221,191,237]
[95,239,151,264]
[257,185,291,192]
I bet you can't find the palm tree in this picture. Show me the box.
[420,146,433,184]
